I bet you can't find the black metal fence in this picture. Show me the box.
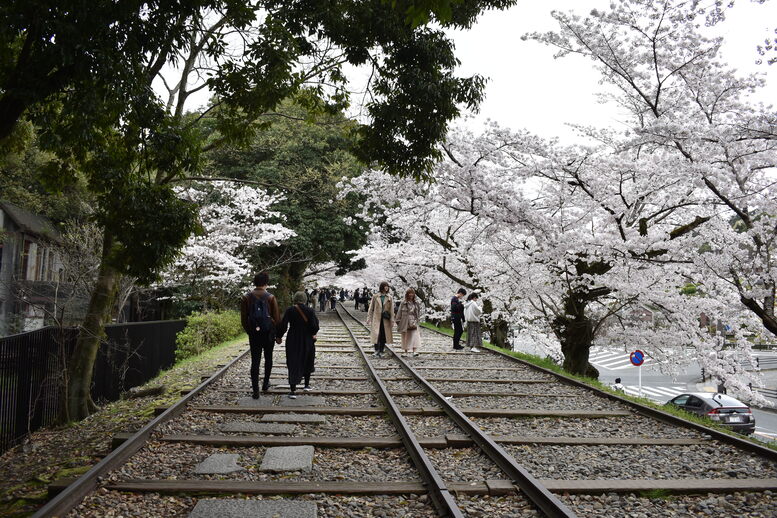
[0,320,185,453]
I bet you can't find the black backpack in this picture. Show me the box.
[248,292,273,333]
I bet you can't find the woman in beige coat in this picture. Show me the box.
[366,281,394,357]
[396,288,424,356]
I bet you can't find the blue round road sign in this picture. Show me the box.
[630,350,645,366]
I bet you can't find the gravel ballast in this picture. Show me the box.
[471,415,702,439]
[425,447,506,481]
[506,443,777,480]
[109,442,419,482]
[68,491,439,518]
[562,491,777,518]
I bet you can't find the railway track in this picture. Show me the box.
[32,303,777,517]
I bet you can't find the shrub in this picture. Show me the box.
[175,310,243,361]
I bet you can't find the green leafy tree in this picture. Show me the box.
[206,100,368,308]
[2,0,517,420]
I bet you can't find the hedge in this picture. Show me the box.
[175,310,244,361]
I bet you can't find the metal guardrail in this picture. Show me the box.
[337,305,577,518]
[0,320,186,454]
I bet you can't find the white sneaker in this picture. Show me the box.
[470,347,481,353]
[303,386,313,392]
[288,393,297,399]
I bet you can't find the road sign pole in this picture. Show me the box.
[638,364,642,398]
[630,349,645,397]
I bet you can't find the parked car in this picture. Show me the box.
[666,392,755,435]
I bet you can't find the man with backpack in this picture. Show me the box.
[240,272,281,399]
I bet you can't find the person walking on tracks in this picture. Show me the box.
[353,288,361,309]
[276,291,319,399]
[367,281,394,357]
[240,272,281,398]
[451,288,466,350]
[330,288,337,311]
[396,288,424,357]
[463,292,482,353]
[318,289,328,312]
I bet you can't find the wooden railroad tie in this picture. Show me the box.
[51,478,777,498]
[160,405,632,418]
[183,388,579,397]
[100,479,516,496]
[153,434,708,450]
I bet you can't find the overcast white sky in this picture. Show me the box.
[171,2,776,141]
[446,0,777,140]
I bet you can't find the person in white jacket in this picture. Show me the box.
[463,293,482,353]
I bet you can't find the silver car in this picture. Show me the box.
[666,392,755,435]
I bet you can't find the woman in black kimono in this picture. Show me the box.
[276,291,319,399]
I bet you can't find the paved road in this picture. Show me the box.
[589,347,777,444]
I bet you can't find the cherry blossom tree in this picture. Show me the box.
[340,0,776,402]
[159,181,294,308]
[527,0,777,340]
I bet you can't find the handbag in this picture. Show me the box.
[381,310,391,321]
[295,304,316,341]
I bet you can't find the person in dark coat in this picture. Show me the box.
[330,289,337,310]
[318,289,328,312]
[240,272,281,398]
[354,288,361,309]
[450,288,466,350]
[276,291,319,398]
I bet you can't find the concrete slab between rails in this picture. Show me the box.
[539,478,777,494]
[259,445,314,472]
[278,395,327,407]
[219,422,297,434]
[193,453,245,474]
[160,434,451,449]
[189,499,316,518]
[105,479,517,496]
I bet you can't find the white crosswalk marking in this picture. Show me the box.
[589,347,654,370]
[623,385,685,403]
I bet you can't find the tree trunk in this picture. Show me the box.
[65,233,119,421]
[0,95,28,141]
[553,295,599,379]
[275,262,308,310]
[481,299,509,349]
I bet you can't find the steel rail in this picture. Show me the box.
[421,324,777,462]
[33,347,251,517]
[334,306,464,518]
[338,305,577,518]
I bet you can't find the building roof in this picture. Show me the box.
[0,200,62,243]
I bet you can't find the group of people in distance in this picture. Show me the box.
[307,288,338,312]
[365,281,425,357]
[240,273,485,400]
[365,282,484,357]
